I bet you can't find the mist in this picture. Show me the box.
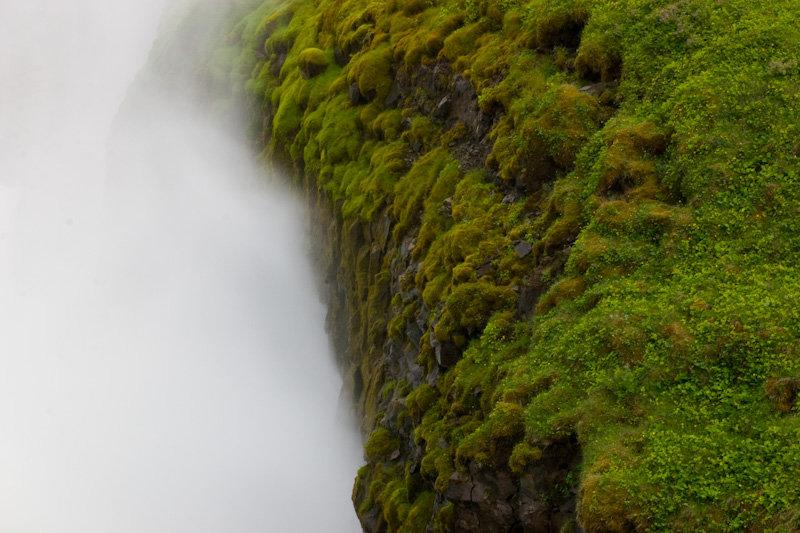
[0,2,362,532]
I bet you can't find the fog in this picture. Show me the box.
[0,2,362,532]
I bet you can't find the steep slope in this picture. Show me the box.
[151,0,800,531]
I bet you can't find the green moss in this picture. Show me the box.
[529,0,589,49]
[400,0,428,16]
[392,148,452,238]
[365,427,400,460]
[535,276,586,315]
[509,442,542,474]
[405,383,440,420]
[441,281,517,335]
[297,47,330,78]
[405,116,440,152]
[574,30,620,83]
[388,301,419,341]
[272,93,303,144]
[370,109,403,141]
[414,158,460,257]
[440,121,468,148]
[315,94,361,166]
[348,43,394,102]
[433,502,454,533]
[560,520,577,533]
[381,380,396,401]
[439,20,489,64]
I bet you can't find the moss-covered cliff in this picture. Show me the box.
[152,0,800,530]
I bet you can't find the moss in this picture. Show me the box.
[272,93,303,145]
[297,47,330,78]
[388,301,419,341]
[370,109,403,141]
[391,8,459,69]
[575,31,621,83]
[405,491,435,530]
[418,335,437,376]
[579,453,644,533]
[400,0,429,16]
[365,426,401,460]
[488,402,525,439]
[415,158,460,255]
[350,140,408,219]
[451,262,475,283]
[535,276,587,315]
[315,94,361,166]
[595,122,670,200]
[405,116,440,152]
[433,503,454,533]
[348,43,394,102]
[392,148,452,238]
[265,21,298,58]
[395,379,411,397]
[570,232,611,274]
[428,448,456,492]
[442,281,517,335]
[509,442,543,474]
[461,21,514,82]
[765,377,799,414]
[526,84,607,170]
[380,480,409,531]
[440,121,468,148]
[439,20,490,64]
[381,379,396,401]
[419,272,451,311]
[532,1,589,50]
[406,383,440,420]
[560,520,578,533]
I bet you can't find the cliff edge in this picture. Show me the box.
[149,0,800,530]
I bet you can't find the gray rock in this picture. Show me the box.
[477,262,494,278]
[578,82,605,97]
[433,96,452,118]
[384,80,402,107]
[453,507,480,532]
[445,471,473,502]
[299,61,326,80]
[375,212,392,249]
[515,241,533,258]
[430,330,461,368]
[406,320,423,347]
[333,47,349,66]
[519,501,552,533]
[349,82,363,105]
[517,286,540,316]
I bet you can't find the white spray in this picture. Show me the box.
[0,2,363,532]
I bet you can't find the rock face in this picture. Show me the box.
[443,439,582,533]
[293,42,588,533]
[285,35,588,531]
